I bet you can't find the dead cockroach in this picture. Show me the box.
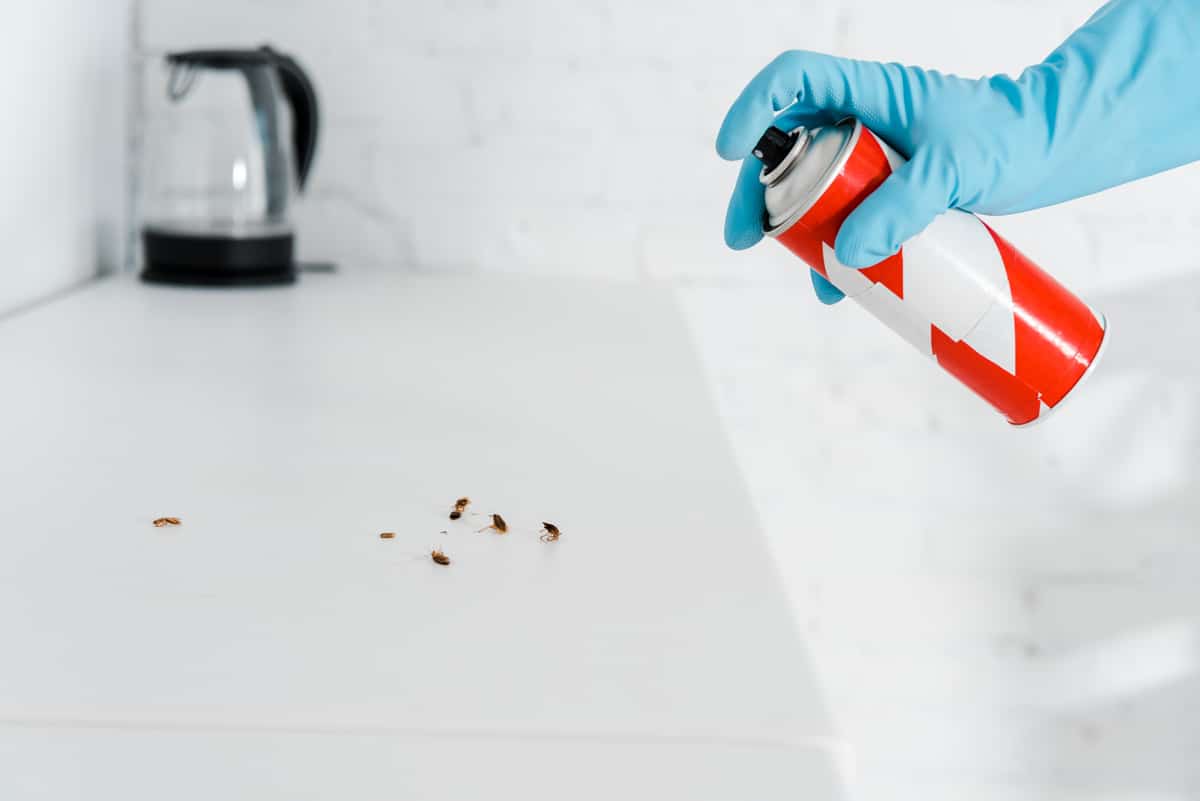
[477,513,508,534]
[539,522,561,543]
[431,549,451,566]
[152,517,182,527]
[448,497,470,520]
[379,532,396,539]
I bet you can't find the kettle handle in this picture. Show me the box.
[263,46,319,190]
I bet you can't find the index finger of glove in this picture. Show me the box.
[717,50,914,160]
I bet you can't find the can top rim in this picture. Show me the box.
[761,119,860,237]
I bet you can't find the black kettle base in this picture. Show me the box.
[141,264,297,287]
[141,228,297,287]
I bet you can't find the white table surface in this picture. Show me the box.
[0,273,843,799]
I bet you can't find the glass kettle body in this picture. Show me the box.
[139,46,318,286]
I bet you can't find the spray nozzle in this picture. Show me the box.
[752,126,798,173]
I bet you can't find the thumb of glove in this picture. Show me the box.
[834,147,957,268]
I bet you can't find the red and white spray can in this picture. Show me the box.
[756,120,1107,426]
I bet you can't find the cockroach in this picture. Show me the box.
[431,549,451,566]
[152,517,181,527]
[539,522,561,542]
[379,532,395,539]
[449,497,470,520]
[478,513,508,534]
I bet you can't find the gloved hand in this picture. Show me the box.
[717,0,1200,304]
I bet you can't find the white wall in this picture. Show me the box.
[135,0,1200,297]
[139,0,1198,295]
[0,2,129,316]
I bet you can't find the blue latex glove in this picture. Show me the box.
[718,0,1200,304]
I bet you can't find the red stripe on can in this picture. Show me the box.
[983,224,1105,407]
[930,327,1042,424]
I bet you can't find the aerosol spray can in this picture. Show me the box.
[755,120,1107,426]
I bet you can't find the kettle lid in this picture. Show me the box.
[166,48,276,69]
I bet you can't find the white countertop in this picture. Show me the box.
[0,273,843,799]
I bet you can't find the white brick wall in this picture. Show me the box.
[135,0,1200,292]
[0,1,128,316]
[136,0,839,277]
[134,0,1200,294]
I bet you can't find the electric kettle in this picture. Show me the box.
[139,46,319,286]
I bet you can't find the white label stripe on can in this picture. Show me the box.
[820,242,875,299]
[900,210,1012,342]
[855,281,933,356]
